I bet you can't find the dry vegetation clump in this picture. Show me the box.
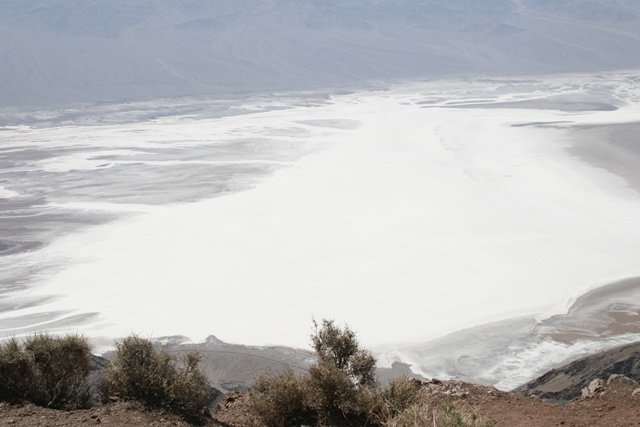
[250,369,317,427]
[104,335,210,422]
[306,319,380,425]
[0,338,33,403]
[386,400,494,427]
[247,320,493,427]
[0,334,91,409]
[248,320,422,427]
[367,377,424,424]
[311,319,377,388]
[434,401,494,427]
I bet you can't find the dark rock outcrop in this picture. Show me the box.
[515,341,640,402]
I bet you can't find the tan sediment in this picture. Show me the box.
[567,121,640,194]
[542,278,640,344]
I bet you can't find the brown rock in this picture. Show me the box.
[607,374,637,385]
[581,379,605,399]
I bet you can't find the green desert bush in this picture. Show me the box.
[0,334,91,408]
[105,335,210,421]
[311,319,377,387]
[308,320,379,425]
[250,319,387,426]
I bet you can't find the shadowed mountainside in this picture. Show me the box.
[1,0,640,106]
[516,341,640,402]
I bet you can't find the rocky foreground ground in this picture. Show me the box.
[1,374,639,426]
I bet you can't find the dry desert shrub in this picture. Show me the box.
[105,335,210,421]
[250,369,317,427]
[311,319,377,388]
[387,400,493,427]
[0,338,34,402]
[249,320,423,427]
[434,401,494,427]
[0,338,37,403]
[385,402,433,427]
[373,377,424,424]
[307,359,365,425]
[0,334,91,409]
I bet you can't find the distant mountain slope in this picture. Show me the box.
[516,341,640,402]
[1,0,639,106]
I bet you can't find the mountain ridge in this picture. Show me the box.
[2,0,640,107]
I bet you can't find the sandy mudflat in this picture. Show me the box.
[444,99,619,111]
[567,121,640,193]
[543,277,640,342]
